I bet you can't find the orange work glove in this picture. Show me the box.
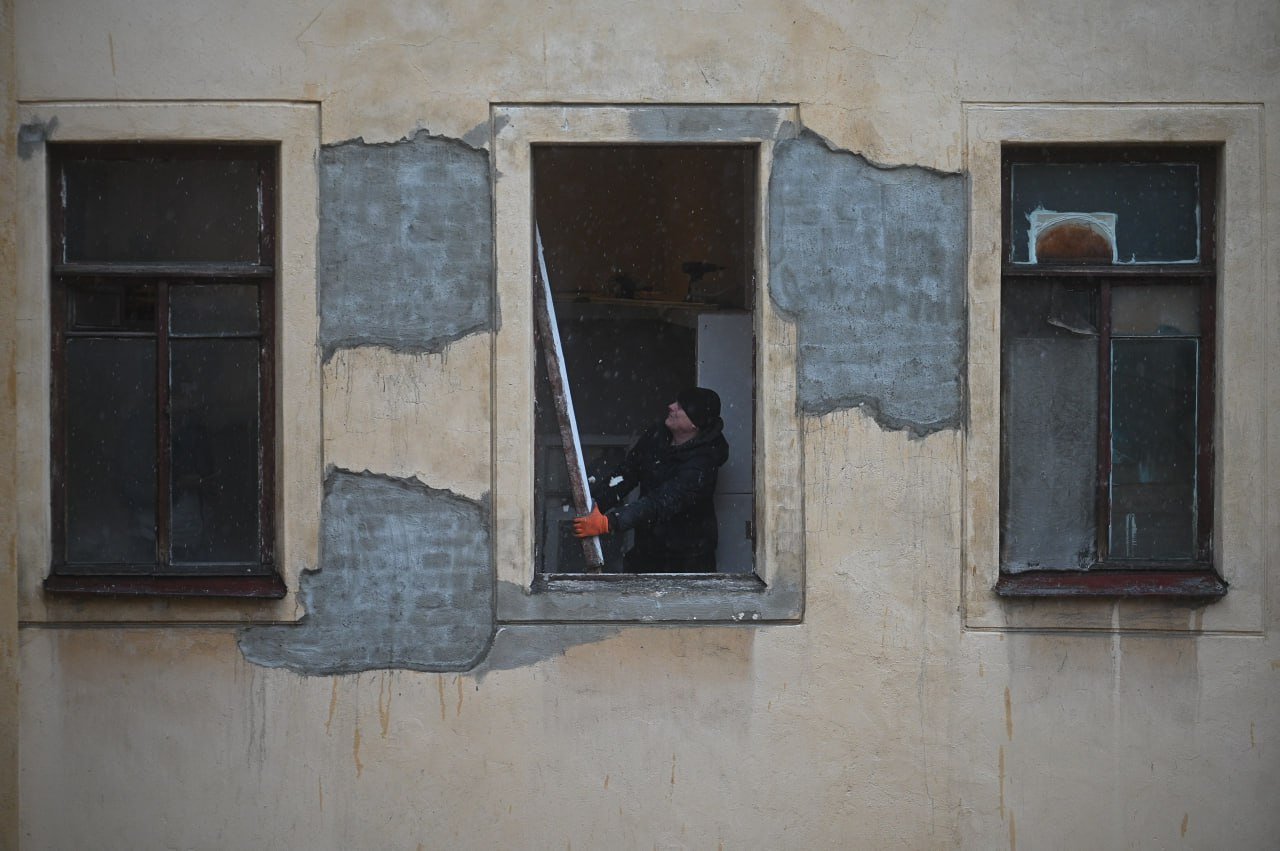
[573,505,610,538]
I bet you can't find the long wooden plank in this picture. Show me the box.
[533,225,605,572]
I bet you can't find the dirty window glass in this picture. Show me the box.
[64,338,158,565]
[170,339,261,565]
[1108,338,1198,560]
[62,154,262,264]
[1008,161,1201,264]
[170,283,260,335]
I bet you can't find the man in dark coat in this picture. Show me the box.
[573,387,729,573]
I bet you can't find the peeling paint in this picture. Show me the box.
[318,130,493,359]
[238,469,493,675]
[17,118,56,160]
[769,131,966,434]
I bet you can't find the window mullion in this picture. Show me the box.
[50,280,69,566]
[155,280,172,571]
[1095,279,1112,564]
[259,278,275,567]
[1196,276,1216,561]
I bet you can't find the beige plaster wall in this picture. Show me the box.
[324,339,491,503]
[0,0,19,846]
[7,0,1280,848]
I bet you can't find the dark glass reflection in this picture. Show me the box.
[63,157,260,263]
[65,338,157,564]
[1009,162,1200,264]
[1111,285,1200,336]
[1109,338,1198,560]
[170,340,260,565]
[68,282,157,330]
[170,284,259,335]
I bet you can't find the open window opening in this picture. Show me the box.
[532,144,757,576]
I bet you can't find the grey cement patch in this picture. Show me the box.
[495,576,801,623]
[318,131,493,359]
[461,119,493,149]
[17,117,57,160]
[471,625,622,680]
[769,131,967,434]
[626,107,798,142]
[238,469,493,675]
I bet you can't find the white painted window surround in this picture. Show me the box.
[491,104,805,623]
[963,103,1266,633]
[14,101,321,624]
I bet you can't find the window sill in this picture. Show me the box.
[995,568,1227,599]
[500,570,799,624]
[537,572,766,593]
[44,573,287,599]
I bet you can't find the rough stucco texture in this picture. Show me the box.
[769,131,967,433]
[318,131,493,357]
[239,470,492,674]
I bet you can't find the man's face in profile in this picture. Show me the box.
[665,401,698,442]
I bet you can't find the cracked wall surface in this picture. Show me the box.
[769,131,966,434]
[318,131,493,358]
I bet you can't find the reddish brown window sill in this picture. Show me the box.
[44,573,287,599]
[995,569,1227,599]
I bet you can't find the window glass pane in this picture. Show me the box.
[1000,284,1099,571]
[64,338,157,564]
[1001,281,1097,338]
[1111,285,1200,336]
[1009,162,1200,264]
[68,282,156,331]
[170,284,260,335]
[170,339,260,565]
[1109,338,1198,560]
[63,155,261,263]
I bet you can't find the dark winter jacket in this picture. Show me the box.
[593,417,730,572]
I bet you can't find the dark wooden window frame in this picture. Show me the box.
[46,143,283,598]
[996,144,1226,599]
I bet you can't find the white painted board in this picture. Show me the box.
[534,225,604,570]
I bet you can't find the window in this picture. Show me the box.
[492,105,804,623]
[45,143,282,597]
[996,145,1225,598]
[532,144,756,576]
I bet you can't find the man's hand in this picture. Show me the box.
[573,505,610,538]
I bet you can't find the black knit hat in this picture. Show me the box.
[677,387,721,430]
